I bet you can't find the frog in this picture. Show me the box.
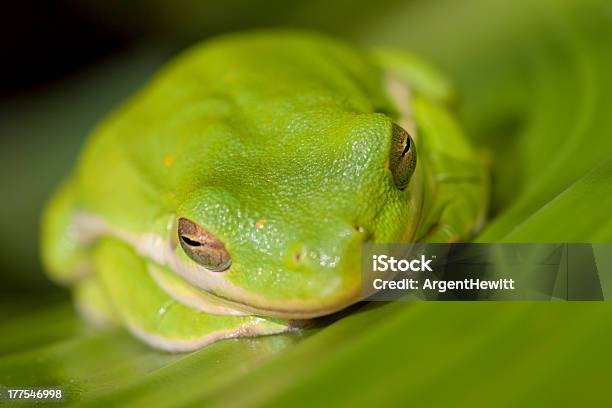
[41,30,487,352]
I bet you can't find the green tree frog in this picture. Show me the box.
[41,30,487,351]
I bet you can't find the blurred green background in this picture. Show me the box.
[1,0,612,406]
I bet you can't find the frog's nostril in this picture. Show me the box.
[353,224,373,241]
[292,251,303,263]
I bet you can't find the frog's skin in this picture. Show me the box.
[41,30,487,352]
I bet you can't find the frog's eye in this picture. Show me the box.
[389,123,417,190]
[177,218,231,272]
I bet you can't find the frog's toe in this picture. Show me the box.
[73,276,120,328]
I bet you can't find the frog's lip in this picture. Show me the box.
[166,245,362,319]
[205,285,362,319]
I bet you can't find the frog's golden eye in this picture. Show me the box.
[177,218,231,272]
[389,123,417,190]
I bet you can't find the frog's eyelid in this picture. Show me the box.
[177,218,232,272]
[389,123,417,190]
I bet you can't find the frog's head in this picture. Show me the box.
[173,112,420,318]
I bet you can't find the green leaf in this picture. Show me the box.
[2,301,612,406]
[479,158,612,242]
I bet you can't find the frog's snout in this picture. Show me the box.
[272,224,368,305]
[284,224,369,270]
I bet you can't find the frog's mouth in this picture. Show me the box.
[159,244,362,319]
[147,260,361,320]
[202,283,362,320]
[168,240,363,319]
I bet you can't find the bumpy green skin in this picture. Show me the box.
[41,30,487,351]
